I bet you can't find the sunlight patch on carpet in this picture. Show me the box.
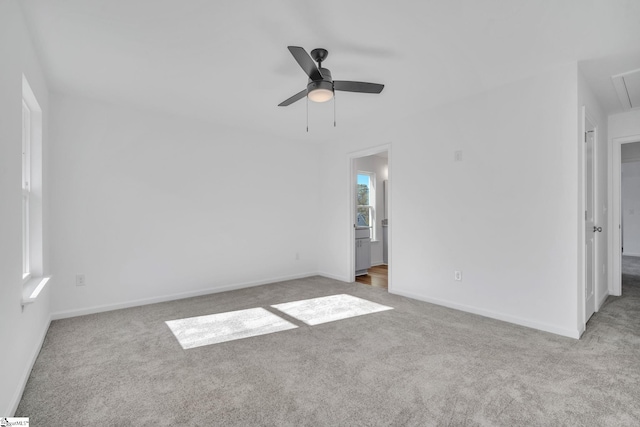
[271,294,393,325]
[165,307,297,349]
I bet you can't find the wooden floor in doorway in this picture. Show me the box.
[356,264,388,289]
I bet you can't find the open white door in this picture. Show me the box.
[584,115,597,322]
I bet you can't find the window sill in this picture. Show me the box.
[22,276,51,306]
[371,240,380,243]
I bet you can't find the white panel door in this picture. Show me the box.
[585,126,596,322]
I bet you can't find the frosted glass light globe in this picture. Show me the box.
[308,88,333,103]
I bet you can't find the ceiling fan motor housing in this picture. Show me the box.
[311,67,332,82]
[307,67,333,93]
[307,80,333,93]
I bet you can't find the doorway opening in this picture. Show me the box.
[349,145,390,291]
[611,137,640,297]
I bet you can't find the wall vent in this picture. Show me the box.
[612,68,640,110]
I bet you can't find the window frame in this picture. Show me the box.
[22,99,31,281]
[21,74,47,303]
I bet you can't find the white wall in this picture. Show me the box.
[622,161,640,256]
[609,110,640,139]
[577,69,609,317]
[49,93,320,317]
[319,63,581,338]
[354,154,388,266]
[0,0,52,416]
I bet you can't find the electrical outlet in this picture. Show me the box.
[454,271,462,281]
[295,252,300,261]
[76,274,86,286]
[454,150,463,162]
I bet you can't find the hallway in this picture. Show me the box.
[591,256,640,335]
[355,265,388,289]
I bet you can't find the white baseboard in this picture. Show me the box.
[51,272,318,320]
[317,271,350,283]
[8,316,51,416]
[622,252,640,258]
[390,289,581,339]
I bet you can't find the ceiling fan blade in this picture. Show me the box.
[334,81,384,94]
[278,89,307,107]
[288,46,323,81]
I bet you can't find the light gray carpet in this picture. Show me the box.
[622,254,640,276]
[16,268,640,426]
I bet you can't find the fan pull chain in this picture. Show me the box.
[333,92,336,127]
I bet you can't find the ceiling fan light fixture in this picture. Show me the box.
[308,88,334,103]
[278,47,384,110]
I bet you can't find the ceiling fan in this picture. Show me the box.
[278,46,384,107]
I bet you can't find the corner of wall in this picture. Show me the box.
[0,0,52,415]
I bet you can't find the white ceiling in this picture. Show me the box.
[612,68,640,109]
[19,0,640,141]
[580,54,640,115]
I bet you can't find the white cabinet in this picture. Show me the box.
[355,228,371,276]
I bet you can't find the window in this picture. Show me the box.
[21,75,50,309]
[357,171,376,240]
[22,75,49,305]
[22,99,31,279]
[21,74,43,293]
